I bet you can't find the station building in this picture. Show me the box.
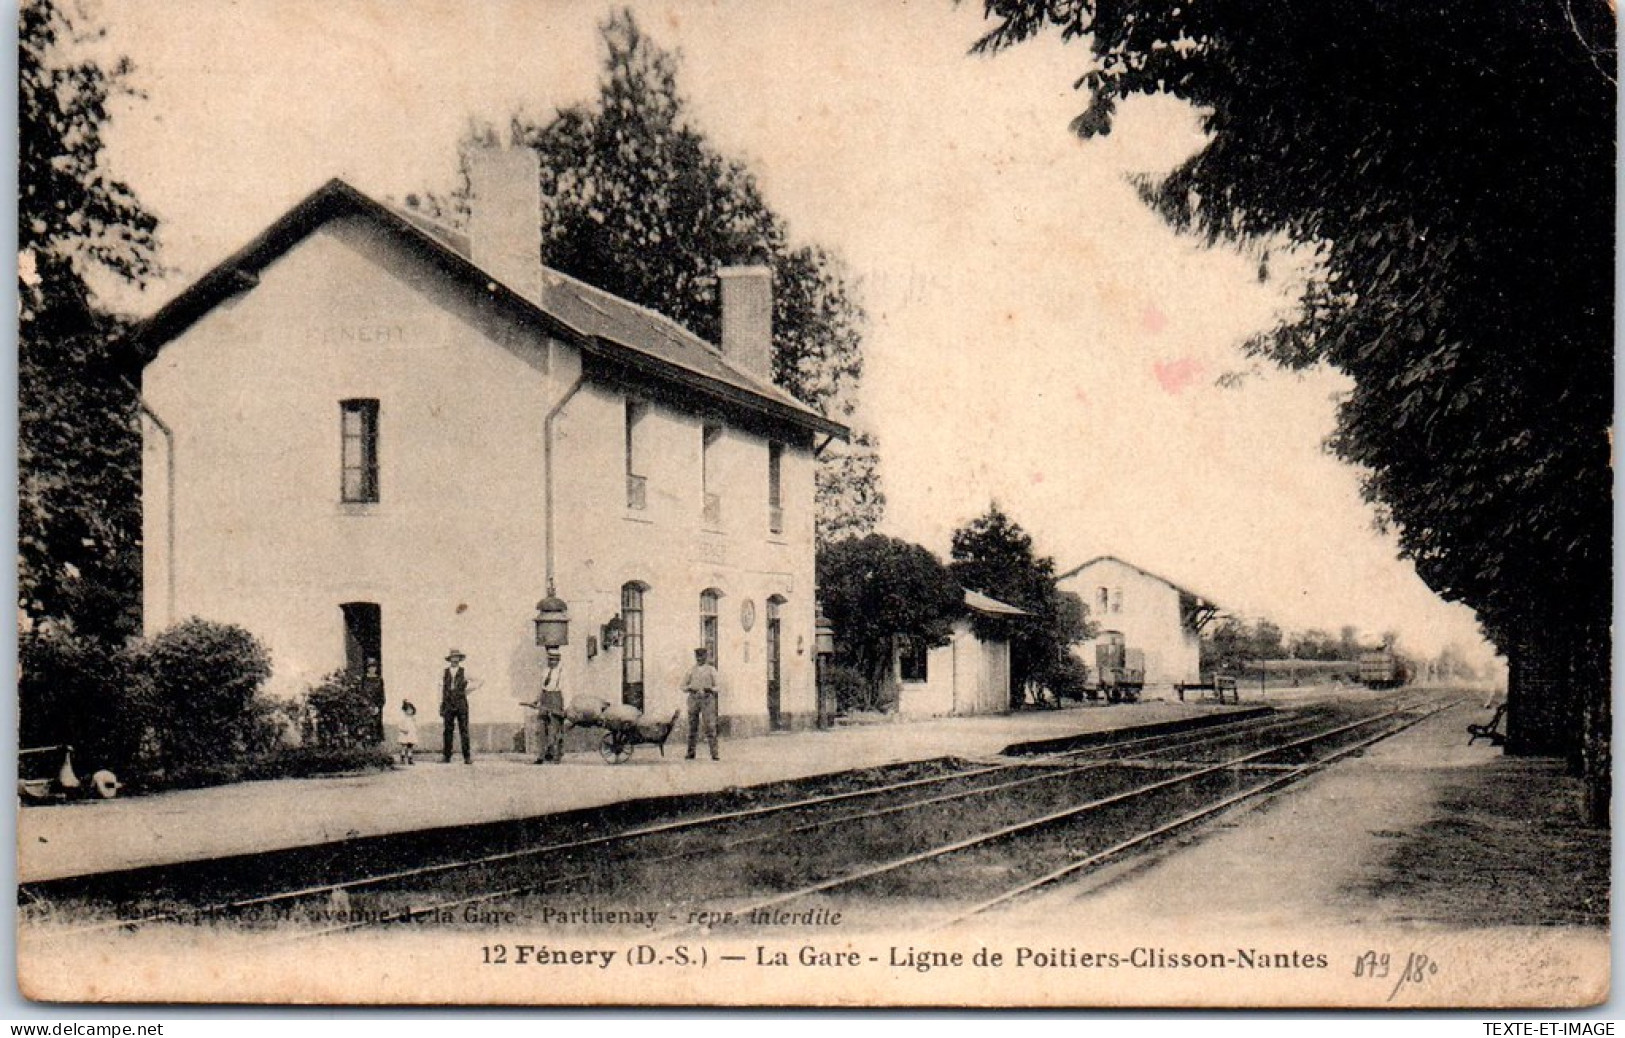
[138,147,846,749]
[1056,555,1219,695]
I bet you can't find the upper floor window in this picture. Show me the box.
[767,442,784,534]
[340,399,379,503]
[625,399,648,510]
[1097,586,1109,612]
[1110,587,1123,613]
[702,423,723,525]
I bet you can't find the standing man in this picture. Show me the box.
[683,647,721,762]
[360,658,386,745]
[440,649,473,765]
[532,646,567,764]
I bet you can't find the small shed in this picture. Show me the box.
[893,589,1028,718]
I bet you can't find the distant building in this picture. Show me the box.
[891,589,1027,717]
[138,147,845,749]
[1056,556,1218,695]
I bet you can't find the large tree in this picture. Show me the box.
[408,10,884,541]
[816,534,965,701]
[978,1,1614,820]
[19,0,160,639]
[948,503,1090,704]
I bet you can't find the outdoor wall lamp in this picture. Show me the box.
[534,587,571,647]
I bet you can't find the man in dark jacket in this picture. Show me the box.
[440,649,473,764]
[361,658,386,744]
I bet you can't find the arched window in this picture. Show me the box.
[621,582,647,709]
[700,589,722,665]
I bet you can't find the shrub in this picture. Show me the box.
[124,617,277,779]
[19,627,142,778]
[1035,652,1091,704]
[821,664,875,715]
[303,669,380,749]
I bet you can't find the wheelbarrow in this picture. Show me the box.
[597,709,682,765]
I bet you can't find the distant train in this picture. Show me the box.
[1357,648,1410,689]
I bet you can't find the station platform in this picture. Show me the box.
[17,698,1253,884]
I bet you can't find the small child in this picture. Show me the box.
[396,700,419,765]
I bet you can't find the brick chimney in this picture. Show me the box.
[717,265,773,382]
[466,145,542,303]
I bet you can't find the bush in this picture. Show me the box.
[19,627,142,778]
[1035,652,1091,704]
[821,664,877,715]
[124,617,277,780]
[161,744,396,790]
[303,669,381,749]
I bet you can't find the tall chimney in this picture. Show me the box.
[466,145,542,303]
[717,265,773,382]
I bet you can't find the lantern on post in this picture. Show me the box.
[534,589,571,648]
[815,606,836,658]
[814,604,836,728]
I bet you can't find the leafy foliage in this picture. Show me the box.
[978,0,1613,815]
[18,0,159,639]
[122,618,279,780]
[948,503,1092,705]
[816,534,966,699]
[409,10,883,541]
[302,669,382,750]
[19,627,142,777]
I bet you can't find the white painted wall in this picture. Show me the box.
[143,215,820,744]
[894,620,1011,717]
[1060,558,1202,695]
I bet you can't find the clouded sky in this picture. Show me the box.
[80,0,1495,665]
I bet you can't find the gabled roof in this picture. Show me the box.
[1056,555,1217,607]
[963,588,1030,617]
[136,179,847,441]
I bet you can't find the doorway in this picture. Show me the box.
[340,602,382,675]
[766,596,786,730]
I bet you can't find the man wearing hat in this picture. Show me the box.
[440,649,474,764]
[683,647,721,761]
[530,646,567,764]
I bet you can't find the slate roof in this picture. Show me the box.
[1055,555,1217,607]
[138,179,847,440]
[963,588,1030,617]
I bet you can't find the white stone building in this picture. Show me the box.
[139,149,845,749]
[1056,556,1219,696]
[891,590,1026,718]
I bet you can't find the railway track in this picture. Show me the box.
[22,695,1445,942]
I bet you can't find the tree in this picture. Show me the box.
[19,0,160,639]
[816,534,965,704]
[977,1,1613,821]
[948,503,1090,704]
[409,10,884,541]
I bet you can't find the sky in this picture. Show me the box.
[76,0,1496,666]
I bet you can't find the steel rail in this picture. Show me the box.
[28,708,1285,940]
[279,711,1315,941]
[651,700,1429,940]
[926,697,1461,930]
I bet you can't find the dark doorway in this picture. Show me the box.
[766,596,785,730]
[341,602,382,675]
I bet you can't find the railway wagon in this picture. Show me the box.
[1094,632,1146,704]
[1358,649,1408,689]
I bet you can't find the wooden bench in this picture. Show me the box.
[1176,676,1239,705]
[1467,704,1507,746]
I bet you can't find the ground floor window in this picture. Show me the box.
[898,636,929,683]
